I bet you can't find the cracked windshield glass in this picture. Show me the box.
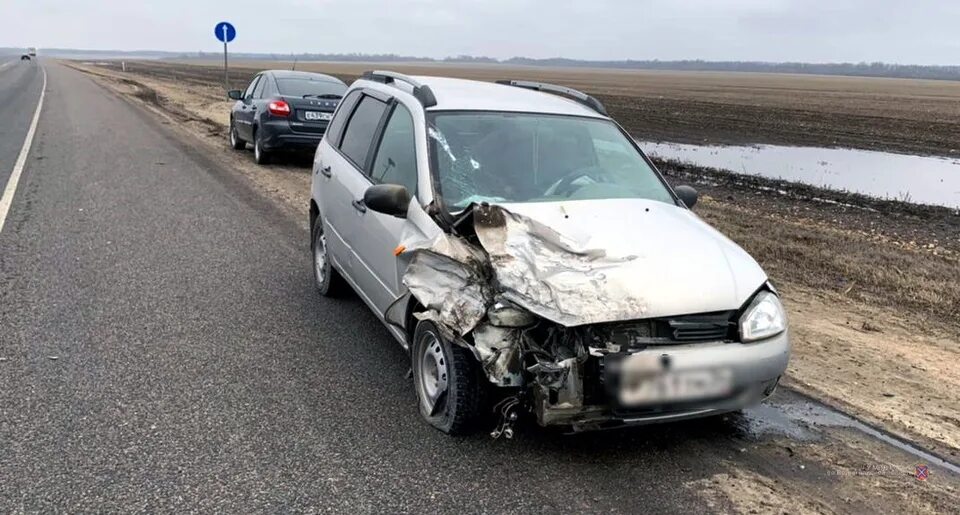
[428,112,675,209]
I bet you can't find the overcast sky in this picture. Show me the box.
[3,0,959,64]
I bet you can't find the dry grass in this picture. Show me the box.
[696,198,960,323]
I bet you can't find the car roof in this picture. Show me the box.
[267,70,345,84]
[378,76,608,119]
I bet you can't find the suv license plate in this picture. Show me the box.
[304,111,332,121]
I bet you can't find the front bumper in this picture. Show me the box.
[536,330,791,431]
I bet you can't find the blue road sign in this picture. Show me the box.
[215,22,236,43]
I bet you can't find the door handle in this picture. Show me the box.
[319,165,332,177]
[351,199,367,213]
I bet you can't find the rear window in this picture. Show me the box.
[276,78,346,98]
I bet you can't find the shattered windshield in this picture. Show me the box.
[427,112,675,209]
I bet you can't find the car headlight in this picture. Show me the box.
[739,291,786,342]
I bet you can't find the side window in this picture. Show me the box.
[261,76,276,98]
[324,90,362,147]
[370,104,417,194]
[252,74,267,99]
[243,75,261,100]
[339,95,388,169]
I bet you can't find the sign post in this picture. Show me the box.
[214,22,237,90]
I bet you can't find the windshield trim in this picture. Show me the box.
[424,109,684,222]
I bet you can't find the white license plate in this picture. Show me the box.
[618,354,732,406]
[304,111,332,121]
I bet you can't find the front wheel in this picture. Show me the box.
[412,320,487,435]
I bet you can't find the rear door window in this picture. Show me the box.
[261,76,277,97]
[339,95,388,170]
[243,75,261,99]
[252,75,267,99]
[324,90,362,147]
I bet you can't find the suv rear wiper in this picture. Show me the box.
[302,94,343,99]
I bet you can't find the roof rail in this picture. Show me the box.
[495,80,607,116]
[362,70,438,108]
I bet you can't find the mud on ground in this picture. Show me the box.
[65,60,960,460]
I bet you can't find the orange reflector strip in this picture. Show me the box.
[393,245,406,256]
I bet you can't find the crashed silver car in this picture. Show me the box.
[309,71,790,435]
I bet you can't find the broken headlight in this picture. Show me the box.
[739,291,786,342]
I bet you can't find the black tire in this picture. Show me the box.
[412,320,487,435]
[311,215,348,297]
[229,120,245,150]
[253,127,270,165]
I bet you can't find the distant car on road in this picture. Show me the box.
[20,55,31,61]
[227,70,347,164]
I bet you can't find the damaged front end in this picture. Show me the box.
[399,202,786,434]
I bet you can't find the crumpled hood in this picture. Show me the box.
[473,199,767,326]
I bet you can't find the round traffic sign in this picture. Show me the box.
[215,22,236,43]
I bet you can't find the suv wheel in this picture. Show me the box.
[229,120,245,150]
[312,216,347,297]
[412,320,486,435]
[253,128,270,165]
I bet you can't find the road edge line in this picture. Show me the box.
[0,66,47,234]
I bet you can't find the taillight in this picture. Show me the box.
[268,100,291,117]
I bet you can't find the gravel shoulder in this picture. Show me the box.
[64,59,960,460]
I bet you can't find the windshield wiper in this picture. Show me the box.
[302,94,343,99]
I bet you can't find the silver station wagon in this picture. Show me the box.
[309,71,790,436]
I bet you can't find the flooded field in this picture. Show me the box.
[640,141,960,208]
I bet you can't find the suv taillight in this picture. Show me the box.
[268,100,291,117]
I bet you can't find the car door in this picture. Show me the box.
[351,102,419,314]
[318,91,391,307]
[236,74,262,140]
[248,74,269,134]
[315,89,363,279]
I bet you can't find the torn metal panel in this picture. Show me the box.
[412,309,458,342]
[397,200,492,336]
[473,203,648,327]
[472,324,524,386]
[404,251,490,336]
[530,357,586,426]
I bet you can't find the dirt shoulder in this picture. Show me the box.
[64,60,960,459]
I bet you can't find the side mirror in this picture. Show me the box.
[363,184,411,217]
[227,89,243,100]
[675,185,699,209]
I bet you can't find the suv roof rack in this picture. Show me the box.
[495,80,607,116]
[362,70,438,108]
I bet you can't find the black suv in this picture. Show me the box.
[228,70,347,164]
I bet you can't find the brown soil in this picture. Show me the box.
[64,60,960,458]
[119,59,960,157]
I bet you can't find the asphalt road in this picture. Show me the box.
[0,56,42,188]
[1,62,956,513]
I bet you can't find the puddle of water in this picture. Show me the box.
[639,141,960,209]
[739,396,960,476]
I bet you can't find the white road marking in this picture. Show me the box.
[0,60,15,73]
[0,67,47,234]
